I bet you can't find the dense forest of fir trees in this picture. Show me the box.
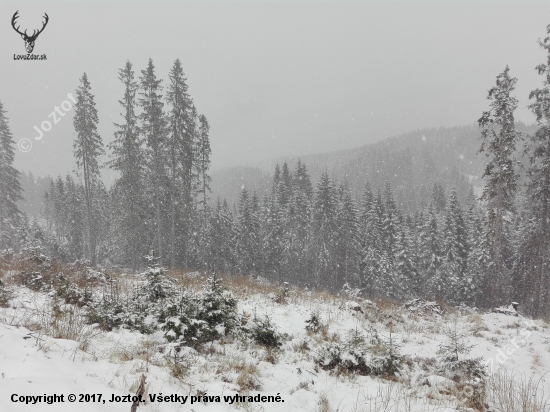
[2,26,550,318]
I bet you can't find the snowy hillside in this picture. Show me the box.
[1,266,549,412]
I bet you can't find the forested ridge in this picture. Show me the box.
[211,122,538,212]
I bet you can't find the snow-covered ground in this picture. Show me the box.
[1,276,549,412]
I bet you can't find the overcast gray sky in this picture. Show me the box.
[1,0,549,182]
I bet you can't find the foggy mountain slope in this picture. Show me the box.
[210,166,272,207]
[17,172,53,218]
[19,123,536,218]
[212,123,536,210]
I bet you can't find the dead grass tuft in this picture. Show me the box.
[316,393,333,412]
[487,370,550,412]
[236,363,261,391]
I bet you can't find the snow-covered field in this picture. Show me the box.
[1,273,550,412]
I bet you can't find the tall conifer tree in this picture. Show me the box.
[140,59,167,265]
[478,66,522,307]
[0,99,23,249]
[523,25,550,314]
[109,61,145,268]
[73,73,104,265]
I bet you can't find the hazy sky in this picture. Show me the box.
[1,0,549,182]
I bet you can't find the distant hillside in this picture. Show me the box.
[210,166,272,206]
[19,123,537,216]
[211,123,537,211]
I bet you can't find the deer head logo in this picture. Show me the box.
[11,11,49,54]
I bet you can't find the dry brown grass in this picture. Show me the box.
[487,370,550,412]
[236,362,261,391]
[467,313,489,337]
[316,393,333,412]
[0,253,124,291]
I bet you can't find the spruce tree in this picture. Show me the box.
[291,160,313,284]
[432,182,446,214]
[165,59,196,268]
[263,165,284,281]
[422,203,442,298]
[235,188,261,275]
[465,192,490,306]
[478,66,522,308]
[0,99,23,249]
[440,191,462,303]
[140,59,168,265]
[109,61,145,268]
[383,182,400,268]
[73,73,105,265]
[311,173,339,289]
[194,114,212,267]
[336,182,360,288]
[523,24,550,315]
[209,198,235,272]
[195,114,212,223]
[394,216,415,299]
[64,174,85,260]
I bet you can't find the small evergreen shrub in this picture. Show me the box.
[158,292,209,346]
[85,291,129,331]
[56,278,90,307]
[436,319,487,408]
[20,271,44,291]
[159,276,238,346]
[81,255,238,347]
[0,279,12,307]
[314,328,403,377]
[135,256,175,302]
[315,330,371,375]
[196,275,238,340]
[437,320,487,381]
[305,311,326,334]
[249,315,283,348]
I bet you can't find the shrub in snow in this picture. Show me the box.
[135,257,175,303]
[248,315,283,348]
[315,328,403,377]
[366,321,403,377]
[20,271,44,291]
[158,292,209,346]
[436,319,487,408]
[85,267,107,285]
[22,245,51,266]
[315,329,372,375]
[56,280,90,307]
[197,275,238,338]
[85,289,130,331]
[0,279,12,307]
[437,320,486,382]
[158,276,237,346]
[305,311,327,334]
[12,246,54,291]
[84,263,238,346]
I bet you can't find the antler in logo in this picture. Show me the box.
[11,11,49,54]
